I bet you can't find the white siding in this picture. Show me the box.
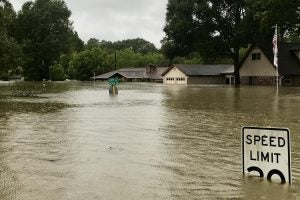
[163,67,188,85]
[240,48,277,77]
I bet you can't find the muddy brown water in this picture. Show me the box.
[0,82,300,200]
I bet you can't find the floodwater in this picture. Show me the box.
[0,82,300,200]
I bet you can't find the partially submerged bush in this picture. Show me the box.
[10,82,48,97]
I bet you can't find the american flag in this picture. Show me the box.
[0,1,5,8]
[273,25,278,68]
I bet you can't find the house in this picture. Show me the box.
[92,64,168,82]
[239,42,300,85]
[161,64,234,85]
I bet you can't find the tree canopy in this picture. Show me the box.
[14,0,83,80]
[0,0,23,79]
[86,38,158,54]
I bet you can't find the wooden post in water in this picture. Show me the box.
[109,85,118,95]
[108,77,119,96]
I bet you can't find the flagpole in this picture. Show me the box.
[273,24,279,93]
[276,24,279,92]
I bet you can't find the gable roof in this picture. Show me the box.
[93,68,145,80]
[240,42,300,75]
[161,64,234,76]
[92,71,118,80]
[144,67,168,80]
[93,67,168,80]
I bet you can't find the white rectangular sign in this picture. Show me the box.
[242,126,291,184]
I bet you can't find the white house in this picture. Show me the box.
[239,42,300,85]
[161,64,234,85]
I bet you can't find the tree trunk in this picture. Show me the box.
[233,47,240,86]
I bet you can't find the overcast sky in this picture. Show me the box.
[9,0,168,48]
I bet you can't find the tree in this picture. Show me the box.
[71,47,111,81]
[14,0,83,80]
[248,0,300,42]
[96,38,158,54]
[114,38,157,54]
[161,0,197,60]
[50,62,66,81]
[85,38,100,49]
[0,0,23,79]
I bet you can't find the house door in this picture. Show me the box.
[249,77,253,85]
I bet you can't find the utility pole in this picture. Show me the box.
[93,71,95,87]
[114,50,117,71]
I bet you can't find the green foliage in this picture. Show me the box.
[0,0,23,80]
[239,47,250,61]
[14,0,83,81]
[71,47,110,81]
[161,0,196,59]
[85,38,100,49]
[286,32,300,43]
[113,38,157,54]
[50,62,66,81]
[248,0,300,42]
[115,48,168,69]
[67,46,169,81]
[0,32,23,79]
[86,38,158,54]
[10,82,48,97]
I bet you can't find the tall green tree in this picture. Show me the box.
[14,0,83,81]
[85,38,100,49]
[95,38,158,54]
[113,38,157,54]
[0,0,22,79]
[248,0,300,42]
[161,0,197,60]
[71,47,111,81]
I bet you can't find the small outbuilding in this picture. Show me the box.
[161,64,234,85]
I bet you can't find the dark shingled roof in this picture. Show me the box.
[144,67,168,80]
[161,64,234,76]
[92,67,168,80]
[240,42,300,75]
[92,71,118,80]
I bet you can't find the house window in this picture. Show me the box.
[176,77,185,81]
[252,53,261,60]
[167,77,175,81]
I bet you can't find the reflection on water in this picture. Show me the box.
[0,82,300,199]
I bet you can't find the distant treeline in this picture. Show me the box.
[0,0,170,81]
[1,0,299,82]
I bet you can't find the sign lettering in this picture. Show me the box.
[242,127,291,184]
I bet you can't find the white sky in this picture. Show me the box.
[9,0,168,48]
